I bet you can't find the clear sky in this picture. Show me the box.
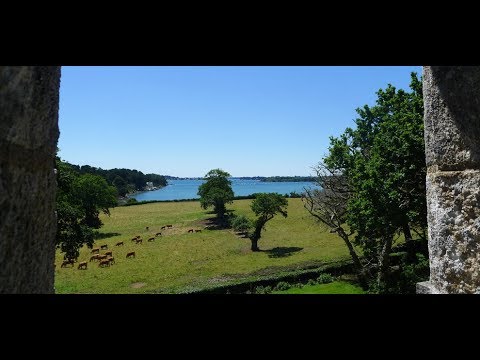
[58,66,422,177]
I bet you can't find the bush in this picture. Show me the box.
[126,198,138,204]
[317,273,334,284]
[254,285,272,294]
[231,215,252,233]
[307,279,317,286]
[274,281,291,291]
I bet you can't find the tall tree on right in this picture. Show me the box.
[304,73,427,292]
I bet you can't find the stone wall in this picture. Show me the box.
[0,67,60,293]
[418,66,480,294]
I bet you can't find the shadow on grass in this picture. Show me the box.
[94,232,121,240]
[264,246,303,258]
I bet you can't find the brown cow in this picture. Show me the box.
[148,237,155,242]
[126,251,136,259]
[97,254,108,261]
[116,241,124,246]
[78,261,87,270]
[195,229,202,233]
[155,232,162,237]
[131,237,137,242]
[107,256,115,265]
[135,238,143,244]
[105,251,113,257]
[160,226,166,230]
[166,224,173,228]
[89,254,100,262]
[188,229,194,233]
[61,259,75,268]
[99,259,110,267]
[100,244,108,250]
[91,248,100,254]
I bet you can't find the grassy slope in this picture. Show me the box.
[272,281,365,294]
[55,198,352,294]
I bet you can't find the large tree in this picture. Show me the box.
[304,73,426,292]
[55,158,117,260]
[197,169,234,222]
[249,193,288,251]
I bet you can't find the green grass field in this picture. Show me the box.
[272,281,365,294]
[54,198,352,293]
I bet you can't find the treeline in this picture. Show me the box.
[64,162,167,197]
[260,176,315,182]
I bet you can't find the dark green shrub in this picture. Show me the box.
[254,285,272,294]
[274,281,291,291]
[317,273,334,284]
[307,279,317,286]
[231,215,252,233]
[126,198,138,204]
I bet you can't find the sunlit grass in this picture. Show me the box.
[54,198,351,293]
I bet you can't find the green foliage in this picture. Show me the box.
[274,281,291,291]
[320,72,427,292]
[197,169,234,220]
[126,198,138,204]
[317,273,334,284]
[55,158,117,260]
[249,193,288,251]
[254,285,272,294]
[272,281,365,294]
[307,279,317,286]
[231,214,252,233]
[261,176,316,182]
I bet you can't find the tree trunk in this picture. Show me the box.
[377,235,394,292]
[337,227,368,289]
[402,222,412,242]
[251,238,260,252]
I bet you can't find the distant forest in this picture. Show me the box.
[260,176,316,182]
[61,160,167,197]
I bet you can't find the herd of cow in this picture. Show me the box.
[58,223,204,271]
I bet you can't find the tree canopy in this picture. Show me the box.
[197,169,234,222]
[249,193,288,251]
[55,158,118,260]
[304,72,427,292]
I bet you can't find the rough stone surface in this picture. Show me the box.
[416,281,443,294]
[0,66,60,293]
[423,66,480,171]
[421,66,480,294]
[426,171,480,293]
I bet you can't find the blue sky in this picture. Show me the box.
[58,66,422,177]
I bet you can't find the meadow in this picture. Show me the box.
[54,198,353,293]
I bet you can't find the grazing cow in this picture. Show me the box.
[135,238,143,244]
[97,254,108,261]
[148,237,155,242]
[166,224,173,228]
[78,261,88,270]
[90,254,100,262]
[160,226,166,230]
[126,251,135,259]
[188,229,194,233]
[99,259,110,267]
[91,248,100,254]
[155,232,162,237]
[116,241,124,246]
[105,250,113,257]
[100,244,108,250]
[107,256,115,265]
[61,259,75,268]
[195,229,202,233]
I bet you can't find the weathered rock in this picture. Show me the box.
[422,66,480,294]
[423,66,480,171]
[0,66,60,293]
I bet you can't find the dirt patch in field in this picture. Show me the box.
[131,282,147,289]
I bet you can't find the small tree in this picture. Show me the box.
[197,169,234,223]
[249,193,288,251]
[231,215,252,236]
